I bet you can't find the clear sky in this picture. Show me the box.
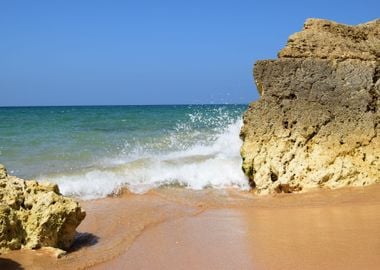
[0,1,378,106]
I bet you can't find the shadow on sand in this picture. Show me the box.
[0,258,24,270]
[69,232,99,252]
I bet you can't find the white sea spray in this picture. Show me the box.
[43,114,249,200]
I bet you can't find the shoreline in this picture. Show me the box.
[1,184,380,269]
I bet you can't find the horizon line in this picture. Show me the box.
[0,103,250,108]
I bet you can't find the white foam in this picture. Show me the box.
[41,118,249,200]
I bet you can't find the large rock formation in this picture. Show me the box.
[240,18,380,194]
[0,164,86,251]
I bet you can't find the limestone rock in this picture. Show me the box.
[0,204,24,250]
[241,18,380,194]
[0,165,86,251]
[278,18,380,60]
[0,164,7,179]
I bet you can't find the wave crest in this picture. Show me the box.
[40,108,249,200]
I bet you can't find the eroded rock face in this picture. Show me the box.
[0,164,86,251]
[240,18,380,194]
[278,18,379,60]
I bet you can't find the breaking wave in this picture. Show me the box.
[39,108,249,200]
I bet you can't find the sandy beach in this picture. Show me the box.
[1,184,380,270]
[0,2,378,270]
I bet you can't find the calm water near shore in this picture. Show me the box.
[0,105,249,199]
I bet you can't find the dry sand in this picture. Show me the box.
[1,184,380,270]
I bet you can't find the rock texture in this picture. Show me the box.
[279,18,379,60]
[240,18,380,194]
[0,164,86,251]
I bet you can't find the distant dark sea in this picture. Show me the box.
[0,105,249,199]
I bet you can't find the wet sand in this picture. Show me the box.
[1,184,380,270]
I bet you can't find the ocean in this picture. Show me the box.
[0,105,249,199]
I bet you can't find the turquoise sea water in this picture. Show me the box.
[0,105,249,199]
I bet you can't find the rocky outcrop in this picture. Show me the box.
[0,164,85,251]
[279,18,379,60]
[240,18,380,194]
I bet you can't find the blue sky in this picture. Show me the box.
[0,1,378,106]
